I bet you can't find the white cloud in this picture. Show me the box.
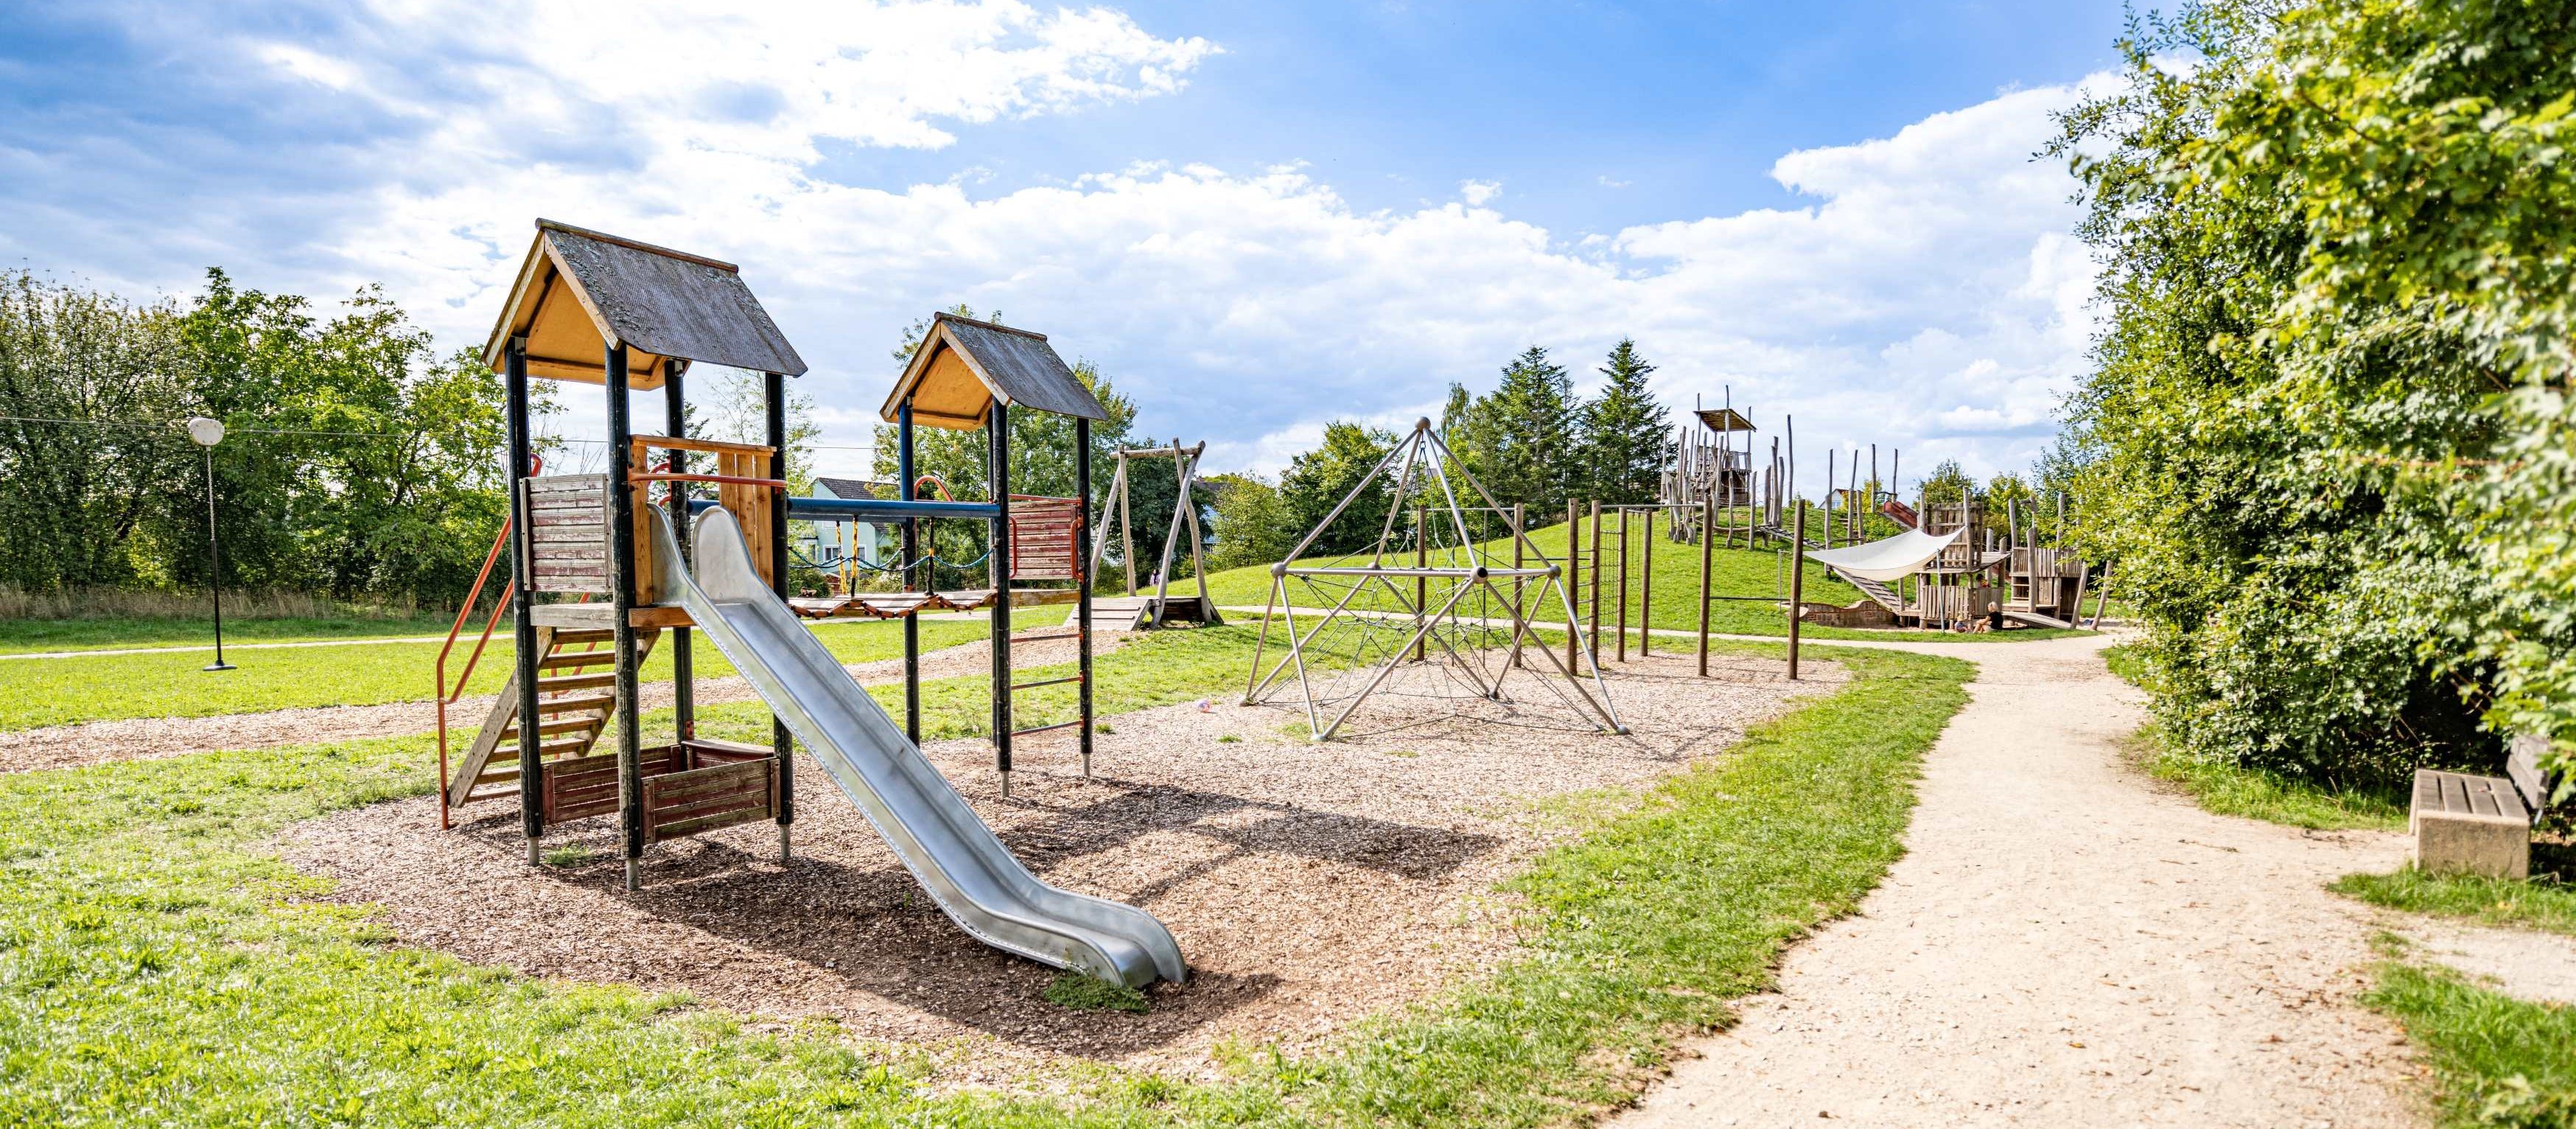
[18,4,2104,489]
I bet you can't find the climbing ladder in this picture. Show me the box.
[445,628,661,810]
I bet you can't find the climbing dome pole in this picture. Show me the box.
[1242,419,1623,741]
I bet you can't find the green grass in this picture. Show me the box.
[0,618,990,733]
[2361,956,2576,1128]
[2334,865,2576,938]
[0,611,466,654]
[2104,646,2409,831]
[2128,726,2409,831]
[1201,518,2092,643]
[0,626,1974,1125]
[1042,973,1150,1014]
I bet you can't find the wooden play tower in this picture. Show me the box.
[433,221,1104,890]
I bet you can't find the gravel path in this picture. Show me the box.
[1620,634,2429,1128]
[0,631,1094,775]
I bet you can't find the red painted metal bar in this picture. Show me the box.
[626,471,788,489]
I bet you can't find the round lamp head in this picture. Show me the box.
[185,416,226,447]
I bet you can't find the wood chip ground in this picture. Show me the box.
[279,649,1841,1085]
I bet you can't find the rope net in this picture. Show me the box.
[1242,422,1622,741]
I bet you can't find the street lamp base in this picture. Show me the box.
[203,662,237,672]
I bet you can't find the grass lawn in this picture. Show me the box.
[0,618,990,733]
[2360,950,2576,1128]
[0,620,1973,1126]
[0,611,466,655]
[2101,646,2408,832]
[2334,865,2576,938]
[1199,517,2093,643]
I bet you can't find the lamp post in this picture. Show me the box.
[186,416,234,673]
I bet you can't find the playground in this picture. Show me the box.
[4,217,2565,1129]
[284,644,1837,1079]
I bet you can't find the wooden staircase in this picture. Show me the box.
[1763,525,1907,614]
[445,627,659,811]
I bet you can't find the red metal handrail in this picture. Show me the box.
[433,455,539,829]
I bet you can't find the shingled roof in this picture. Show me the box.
[481,219,807,391]
[878,312,1107,430]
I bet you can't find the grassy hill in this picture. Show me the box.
[1180,518,2079,643]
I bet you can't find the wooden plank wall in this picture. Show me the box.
[528,475,610,594]
[716,449,775,589]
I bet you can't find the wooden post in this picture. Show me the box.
[1511,503,1525,668]
[1077,416,1093,777]
[1615,507,1629,663]
[765,370,792,861]
[1566,499,1581,672]
[1413,504,1427,661]
[1588,500,1603,665]
[605,342,643,892]
[989,401,1013,797]
[897,399,920,744]
[505,336,542,864]
[1640,508,1653,657]
[1698,492,1714,677]
[665,362,693,744]
[1787,503,1805,681]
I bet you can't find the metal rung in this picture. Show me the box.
[1009,675,1082,691]
[1015,632,1080,642]
[1010,720,1082,737]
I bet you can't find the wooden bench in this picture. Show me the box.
[2412,733,2558,879]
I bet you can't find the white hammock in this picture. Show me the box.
[1802,526,1965,583]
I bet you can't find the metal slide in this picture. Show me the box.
[643,505,1186,988]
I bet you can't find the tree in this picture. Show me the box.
[1915,459,1976,508]
[1205,471,1297,570]
[1575,338,1673,503]
[2051,0,2575,785]
[1277,421,1399,557]
[1471,346,1579,513]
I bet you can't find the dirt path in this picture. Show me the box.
[0,631,1102,775]
[1619,634,2426,1128]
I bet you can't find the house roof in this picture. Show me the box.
[878,312,1107,430]
[1694,407,1756,433]
[480,219,807,390]
[813,478,889,500]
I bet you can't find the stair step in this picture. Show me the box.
[536,672,616,693]
[494,738,594,761]
[537,650,617,671]
[531,693,615,716]
[509,716,604,739]
[457,786,521,805]
[550,629,615,645]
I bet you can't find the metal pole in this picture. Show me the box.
[989,401,1014,798]
[506,338,541,863]
[898,399,920,744]
[1076,416,1094,777]
[766,370,794,862]
[605,342,643,892]
[1788,503,1805,681]
[201,445,234,671]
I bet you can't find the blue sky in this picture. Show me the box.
[0,1,2142,485]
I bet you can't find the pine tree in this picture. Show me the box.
[1475,346,1579,513]
[1574,338,1673,504]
